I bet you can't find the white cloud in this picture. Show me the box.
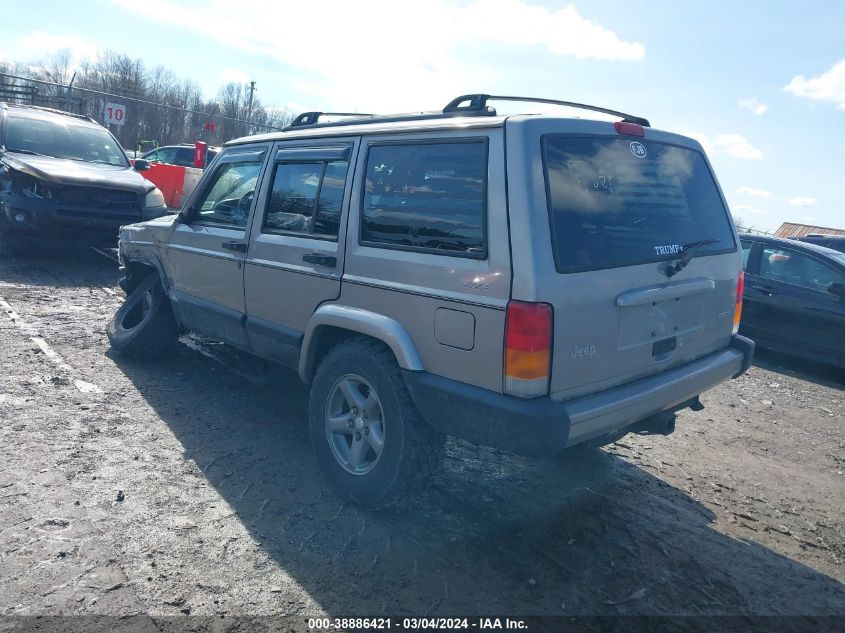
[736,186,772,198]
[21,31,98,65]
[788,196,818,207]
[217,69,252,85]
[784,59,845,110]
[108,0,645,111]
[459,1,645,61]
[739,97,768,116]
[732,204,768,216]
[714,134,763,160]
[685,131,762,160]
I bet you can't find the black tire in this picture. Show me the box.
[308,338,445,508]
[106,274,178,356]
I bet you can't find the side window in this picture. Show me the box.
[191,160,263,229]
[760,247,845,292]
[361,141,487,258]
[741,241,752,270]
[262,160,349,238]
[148,147,176,164]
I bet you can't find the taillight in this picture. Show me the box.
[733,270,744,334]
[504,301,552,398]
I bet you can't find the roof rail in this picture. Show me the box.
[277,93,647,134]
[2,102,97,124]
[282,103,498,132]
[290,111,374,127]
[443,94,650,127]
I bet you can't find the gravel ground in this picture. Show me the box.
[0,250,843,631]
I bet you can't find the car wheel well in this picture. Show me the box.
[306,326,392,383]
[123,261,161,294]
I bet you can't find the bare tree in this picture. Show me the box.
[1,49,295,150]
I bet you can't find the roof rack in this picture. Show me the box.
[443,94,650,127]
[279,93,649,133]
[2,102,97,125]
[290,111,374,127]
[281,102,499,132]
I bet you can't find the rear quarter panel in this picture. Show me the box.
[340,126,511,392]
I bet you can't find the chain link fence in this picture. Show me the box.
[0,71,290,152]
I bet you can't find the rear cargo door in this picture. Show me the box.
[508,120,741,401]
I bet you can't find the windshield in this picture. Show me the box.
[4,113,129,167]
[542,135,736,273]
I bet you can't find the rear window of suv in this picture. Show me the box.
[542,136,735,273]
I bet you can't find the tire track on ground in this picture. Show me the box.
[0,296,101,394]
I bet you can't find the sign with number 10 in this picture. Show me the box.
[104,102,126,126]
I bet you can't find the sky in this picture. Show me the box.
[1,0,843,233]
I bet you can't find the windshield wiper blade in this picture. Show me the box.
[4,148,49,157]
[66,157,122,165]
[664,238,720,278]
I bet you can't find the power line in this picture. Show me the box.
[0,71,286,131]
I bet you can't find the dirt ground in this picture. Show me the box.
[1,250,843,631]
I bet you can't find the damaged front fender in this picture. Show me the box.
[117,215,178,293]
[0,159,49,230]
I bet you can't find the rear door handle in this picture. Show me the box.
[302,253,337,268]
[752,285,776,295]
[222,241,247,253]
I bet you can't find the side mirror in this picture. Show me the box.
[133,159,150,172]
[828,281,845,300]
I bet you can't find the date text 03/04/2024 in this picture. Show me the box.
[307,617,528,630]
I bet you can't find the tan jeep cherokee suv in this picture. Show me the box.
[109,95,754,507]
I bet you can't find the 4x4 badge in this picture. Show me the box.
[630,141,647,158]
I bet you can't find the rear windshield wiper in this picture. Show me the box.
[664,238,720,278]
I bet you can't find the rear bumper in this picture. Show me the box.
[403,335,754,457]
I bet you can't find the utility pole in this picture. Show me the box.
[246,81,256,136]
[65,71,76,112]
